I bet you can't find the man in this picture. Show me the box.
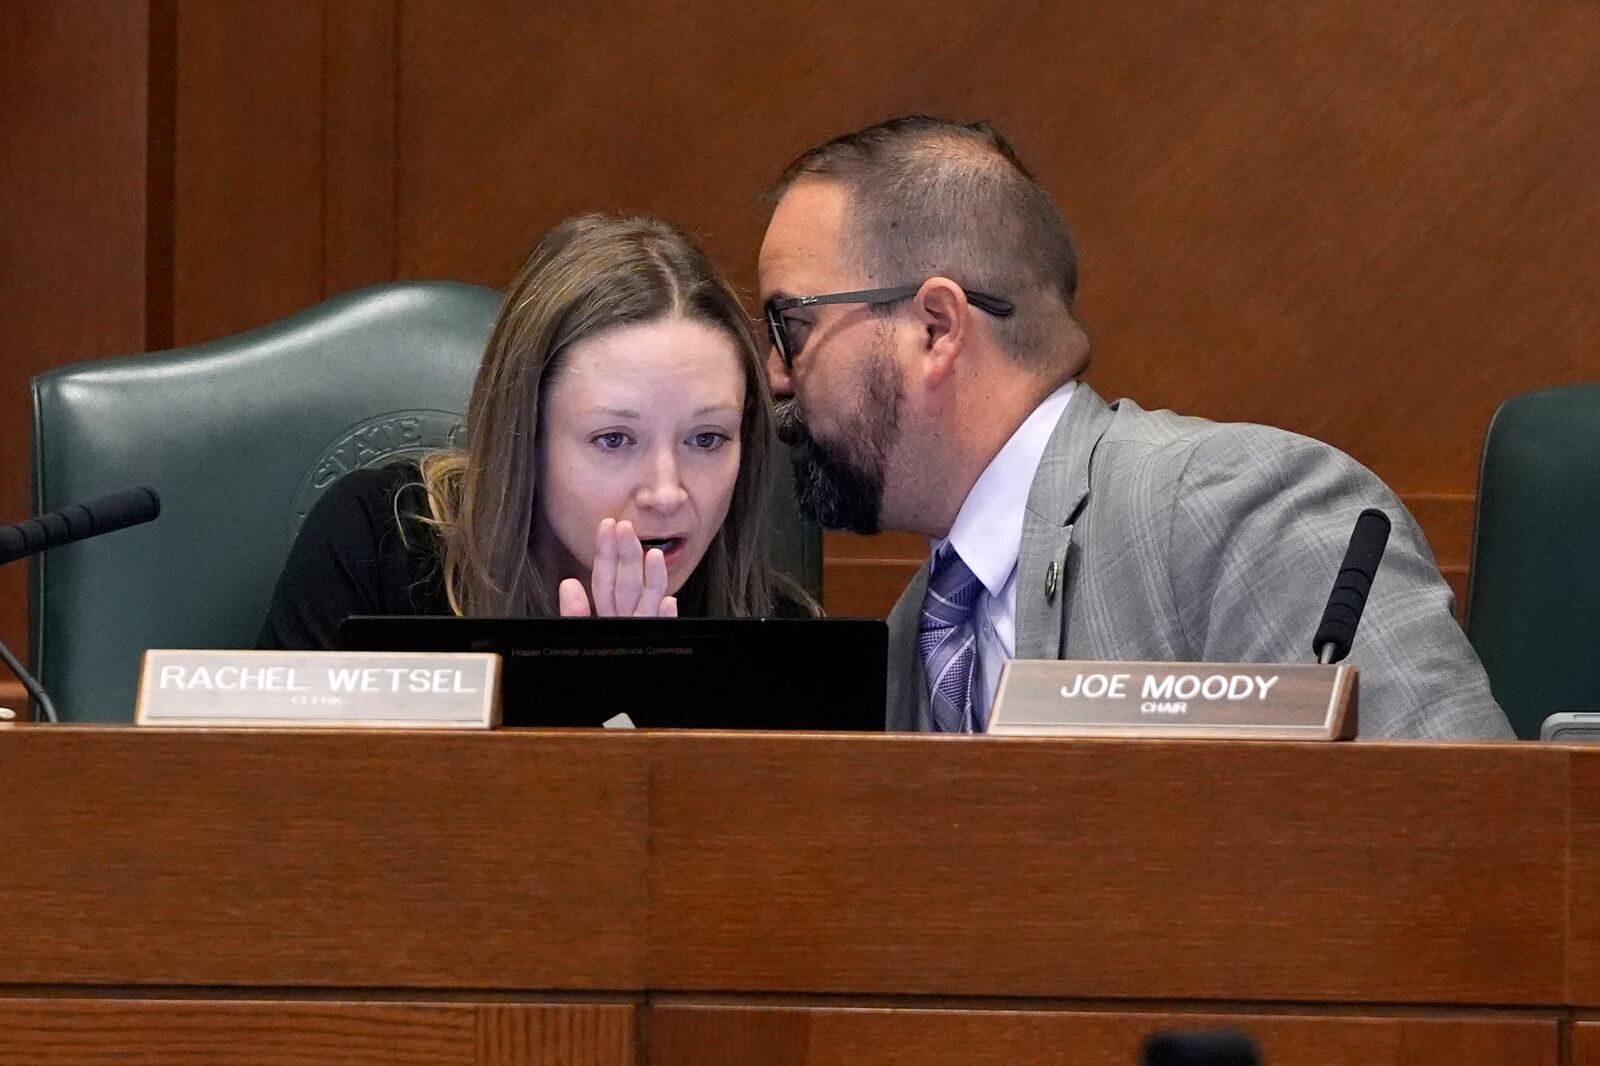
[758,115,1511,740]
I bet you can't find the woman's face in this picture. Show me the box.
[532,315,746,594]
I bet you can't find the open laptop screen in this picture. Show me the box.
[338,616,887,731]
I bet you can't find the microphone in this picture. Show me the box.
[0,487,162,723]
[1312,507,1391,665]
[0,487,161,566]
[1142,1028,1261,1066]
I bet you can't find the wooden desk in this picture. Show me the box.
[0,729,1585,1064]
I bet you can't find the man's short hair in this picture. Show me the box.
[774,115,1079,369]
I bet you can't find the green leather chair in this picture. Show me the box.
[1466,383,1600,739]
[30,282,822,723]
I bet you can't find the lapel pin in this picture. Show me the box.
[1045,561,1059,604]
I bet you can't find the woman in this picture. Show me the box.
[259,213,807,650]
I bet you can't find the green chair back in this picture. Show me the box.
[1466,383,1600,738]
[31,281,822,722]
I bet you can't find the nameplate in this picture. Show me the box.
[988,660,1357,740]
[136,650,500,728]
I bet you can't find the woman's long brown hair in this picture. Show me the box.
[416,214,780,617]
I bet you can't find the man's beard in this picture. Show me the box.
[773,350,902,536]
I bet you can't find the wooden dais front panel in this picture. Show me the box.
[0,729,648,989]
[1565,750,1600,1007]
[647,734,1564,1004]
[0,730,1570,1012]
[650,1006,1559,1066]
[1571,1022,1600,1066]
[0,1001,636,1066]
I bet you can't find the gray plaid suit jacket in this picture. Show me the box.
[885,385,1513,739]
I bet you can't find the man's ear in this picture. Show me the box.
[910,277,968,387]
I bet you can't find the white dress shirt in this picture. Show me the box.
[932,381,1076,729]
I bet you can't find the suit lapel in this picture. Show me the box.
[885,562,932,730]
[1014,384,1115,659]
[885,383,1116,726]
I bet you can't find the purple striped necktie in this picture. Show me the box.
[919,546,984,733]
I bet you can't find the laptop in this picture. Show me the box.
[338,616,888,730]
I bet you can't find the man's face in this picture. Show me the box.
[759,180,907,535]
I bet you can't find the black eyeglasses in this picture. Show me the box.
[763,284,1015,370]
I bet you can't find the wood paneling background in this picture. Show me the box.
[3,0,1597,654]
[0,2,159,657]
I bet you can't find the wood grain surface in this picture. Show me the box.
[477,1004,637,1066]
[0,1000,636,1066]
[324,0,399,295]
[0,2,155,655]
[1572,1021,1600,1065]
[1567,750,1600,1007]
[1,728,1596,1065]
[646,734,1564,1004]
[822,534,925,618]
[649,1005,1560,1066]
[0,730,647,988]
[172,0,325,347]
[0,729,1571,1005]
[0,679,27,720]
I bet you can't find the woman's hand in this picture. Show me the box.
[558,518,679,617]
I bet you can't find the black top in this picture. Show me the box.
[258,462,447,650]
[259,462,815,650]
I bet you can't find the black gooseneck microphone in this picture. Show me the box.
[1312,507,1392,665]
[0,487,162,723]
[0,487,161,566]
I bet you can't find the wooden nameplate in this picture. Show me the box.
[987,660,1357,740]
